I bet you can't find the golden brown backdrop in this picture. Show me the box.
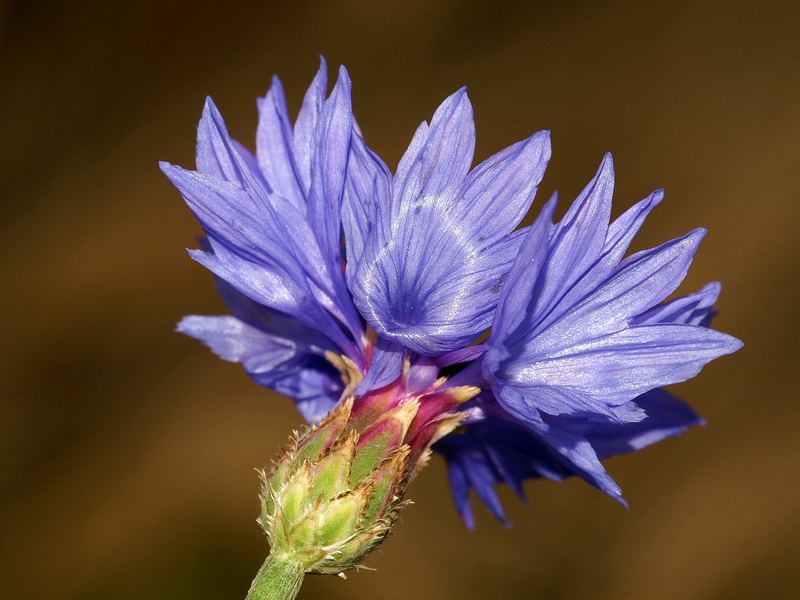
[2,1,798,598]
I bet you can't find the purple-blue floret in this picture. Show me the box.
[162,59,742,527]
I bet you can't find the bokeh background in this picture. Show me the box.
[2,1,799,598]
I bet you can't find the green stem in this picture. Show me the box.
[245,553,305,600]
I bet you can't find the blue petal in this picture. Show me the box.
[392,120,428,217]
[393,88,475,210]
[498,384,646,425]
[163,93,363,358]
[256,76,305,209]
[525,154,614,327]
[164,159,327,290]
[585,388,703,456]
[434,389,703,529]
[162,164,353,350]
[355,337,405,394]
[177,314,341,423]
[349,92,550,356]
[486,167,719,384]
[342,125,391,279]
[443,451,476,529]
[493,162,664,351]
[293,57,328,194]
[503,324,742,408]
[267,362,342,423]
[195,97,262,184]
[436,344,488,368]
[530,417,626,502]
[351,224,524,355]
[632,282,721,326]
[435,407,599,526]
[438,432,509,528]
[448,129,551,241]
[484,156,742,502]
[305,66,365,344]
[186,243,309,328]
[547,188,664,319]
[308,65,352,271]
[493,386,624,501]
[437,387,704,527]
[404,357,441,392]
[214,276,336,350]
[230,140,265,183]
[178,315,293,364]
[486,194,558,345]
[603,189,664,260]
[510,228,707,357]
[205,277,342,423]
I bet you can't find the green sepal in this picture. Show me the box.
[286,500,322,551]
[278,462,312,532]
[293,398,352,467]
[317,490,367,547]
[362,447,409,525]
[310,431,356,502]
[349,400,418,485]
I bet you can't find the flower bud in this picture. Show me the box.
[259,397,412,575]
[259,358,481,576]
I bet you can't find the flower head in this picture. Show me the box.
[163,59,742,543]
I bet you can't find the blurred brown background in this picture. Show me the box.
[1,0,798,598]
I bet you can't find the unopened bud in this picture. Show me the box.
[259,362,481,576]
[259,398,412,575]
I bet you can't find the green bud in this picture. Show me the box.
[259,398,413,575]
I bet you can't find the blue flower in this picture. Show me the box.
[163,60,742,527]
[163,59,361,422]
